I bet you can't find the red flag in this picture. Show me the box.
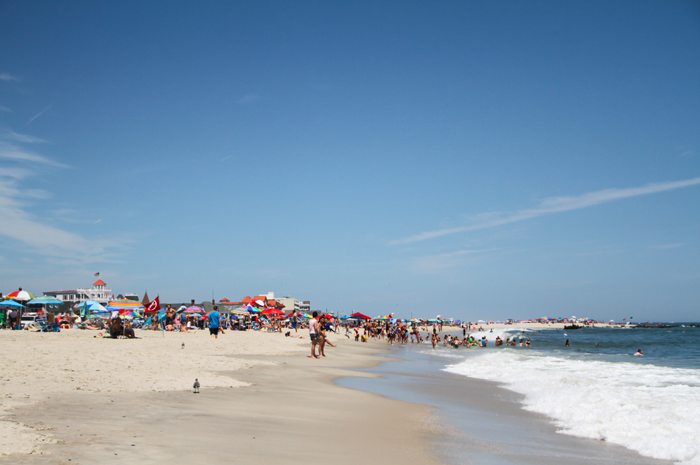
[145,296,160,313]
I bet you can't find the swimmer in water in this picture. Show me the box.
[634,349,643,356]
[565,339,570,347]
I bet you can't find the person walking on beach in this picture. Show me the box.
[309,311,320,358]
[209,306,221,339]
[292,311,300,333]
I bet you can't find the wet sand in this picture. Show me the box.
[339,345,674,465]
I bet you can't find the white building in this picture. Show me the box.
[274,295,310,314]
[44,279,112,304]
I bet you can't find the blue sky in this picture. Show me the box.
[1,1,699,321]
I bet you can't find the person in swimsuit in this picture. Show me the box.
[309,311,320,359]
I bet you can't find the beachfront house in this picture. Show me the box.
[43,279,112,304]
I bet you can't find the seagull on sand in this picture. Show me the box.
[182,342,185,349]
[193,379,200,393]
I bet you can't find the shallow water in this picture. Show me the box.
[338,326,699,464]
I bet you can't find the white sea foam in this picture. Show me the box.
[444,351,700,464]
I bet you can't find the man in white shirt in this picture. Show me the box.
[309,311,319,359]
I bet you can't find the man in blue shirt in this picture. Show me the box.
[209,306,221,339]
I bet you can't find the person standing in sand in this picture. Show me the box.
[209,306,221,339]
[309,311,320,359]
[292,311,299,333]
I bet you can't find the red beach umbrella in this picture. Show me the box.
[350,312,371,320]
[262,309,285,316]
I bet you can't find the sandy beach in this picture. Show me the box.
[0,328,441,464]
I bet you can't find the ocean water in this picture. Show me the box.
[442,325,700,464]
[337,325,700,465]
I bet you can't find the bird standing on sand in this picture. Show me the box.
[193,379,200,393]
[182,342,185,349]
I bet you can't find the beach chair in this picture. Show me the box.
[35,317,61,332]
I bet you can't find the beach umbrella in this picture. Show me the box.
[182,306,205,313]
[0,299,25,308]
[75,300,108,315]
[245,305,261,314]
[7,290,36,301]
[28,296,63,305]
[350,312,371,320]
[119,311,141,320]
[86,313,109,320]
[106,300,145,312]
[262,309,284,316]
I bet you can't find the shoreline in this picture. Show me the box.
[0,329,443,464]
[339,343,676,465]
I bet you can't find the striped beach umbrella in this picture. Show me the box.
[106,300,145,312]
[28,296,63,305]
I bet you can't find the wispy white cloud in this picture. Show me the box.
[0,106,11,112]
[0,129,46,144]
[237,94,260,104]
[220,155,233,162]
[0,134,118,262]
[411,248,497,273]
[26,105,52,125]
[0,73,20,82]
[394,176,700,245]
[0,141,68,168]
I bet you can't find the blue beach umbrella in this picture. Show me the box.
[28,296,63,305]
[0,300,25,308]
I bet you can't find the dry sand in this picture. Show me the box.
[0,328,442,464]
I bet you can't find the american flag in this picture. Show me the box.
[94,272,100,277]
